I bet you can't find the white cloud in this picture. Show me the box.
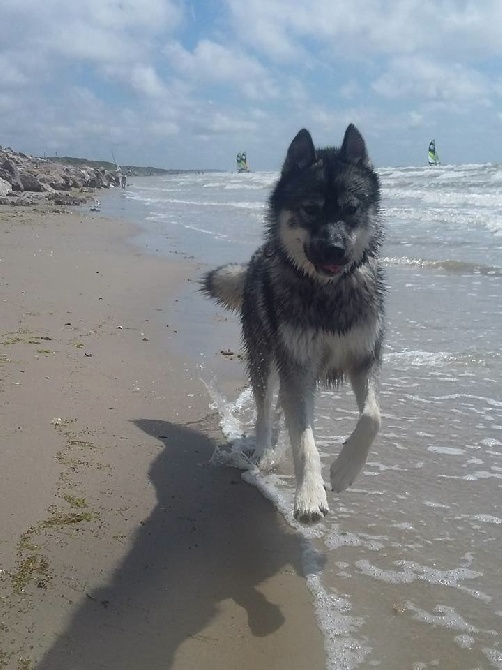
[373,57,489,103]
[194,112,258,137]
[225,0,502,61]
[0,55,29,87]
[1,0,502,166]
[407,112,424,129]
[339,80,363,100]
[164,39,278,99]
[1,0,182,73]
[129,65,167,98]
[224,0,304,63]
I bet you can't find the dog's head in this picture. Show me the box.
[268,124,382,282]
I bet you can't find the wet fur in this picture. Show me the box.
[202,124,385,523]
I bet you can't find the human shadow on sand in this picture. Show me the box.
[37,418,319,669]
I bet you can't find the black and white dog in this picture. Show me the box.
[203,124,385,523]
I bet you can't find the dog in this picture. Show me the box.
[202,124,385,523]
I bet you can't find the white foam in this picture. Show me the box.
[432,394,502,408]
[354,559,489,601]
[406,603,479,633]
[482,438,502,447]
[482,647,502,669]
[307,574,371,670]
[204,380,380,668]
[324,528,385,552]
[440,470,502,481]
[424,500,451,509]
[454,634,475,649]
[386,350,453,368]
[427,445,465,456]
[456,514,502,525]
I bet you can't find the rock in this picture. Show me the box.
[20,171,44,192]
[0,176,11,197]
[1,158,23,191]
[45,173,67,191]
[0,146,115,207]
[47,192,88,206]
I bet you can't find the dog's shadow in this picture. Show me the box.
[37,418,317,669]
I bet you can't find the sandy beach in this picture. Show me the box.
[0,205,325,669]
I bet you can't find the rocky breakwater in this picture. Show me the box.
[0,146,119,207]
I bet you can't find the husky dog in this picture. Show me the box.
[202,124,385,523]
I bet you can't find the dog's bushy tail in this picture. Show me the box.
[201,263,247,311]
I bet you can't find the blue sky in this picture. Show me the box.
[1,0,502,170]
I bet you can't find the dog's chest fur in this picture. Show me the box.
[277,320,379,378]
[242,248,383,378]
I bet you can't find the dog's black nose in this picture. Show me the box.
[312,242,347,267]
[323,243,347,264]
[311,225,349,265]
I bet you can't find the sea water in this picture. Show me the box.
[96,164,502,669]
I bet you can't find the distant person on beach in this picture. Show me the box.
[121,174,127,189]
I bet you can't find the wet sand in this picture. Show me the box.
[0,205,325,669]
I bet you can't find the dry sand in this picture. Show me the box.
[0,205,325,669]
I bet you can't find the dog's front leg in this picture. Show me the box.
[280,373,329,523]
[330,367,381,493]
[253,365,279,468]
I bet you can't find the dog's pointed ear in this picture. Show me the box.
[282,129,316,175]
[341,124,370,167]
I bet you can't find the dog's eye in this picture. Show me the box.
[301,203,321,217]
[344,203,358,216]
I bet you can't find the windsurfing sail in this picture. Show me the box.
[428,140,440,166]
[236,152,250,173]
[110,150,123,187]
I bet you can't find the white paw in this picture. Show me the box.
[294,481,329,524]
[250,444,279,470]
[330,425,376,493]
[330,452,363,493]
[256,448,279,471]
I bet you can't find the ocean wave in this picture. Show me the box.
[202,174,276,190]
[430,393,502,408]
[223,182,273,191]
[205,380,374,668]
[354,559,486,599]
[131,195,264,211]
[385,348,500,370]
[386,350,454,368]
[485,219,502,236]
[382,256,502,276]
[202,181,270,191]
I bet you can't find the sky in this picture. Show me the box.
[1,0,502,170]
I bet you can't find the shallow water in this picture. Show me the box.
[95,164,502,668]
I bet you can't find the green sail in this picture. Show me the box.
[236,152,250,172]
[428,140,440,166]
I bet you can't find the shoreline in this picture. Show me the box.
[0,205,325,669]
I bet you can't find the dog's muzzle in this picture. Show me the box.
[306,234,350,276]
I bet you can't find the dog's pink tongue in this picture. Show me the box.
[323,264,342,274]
